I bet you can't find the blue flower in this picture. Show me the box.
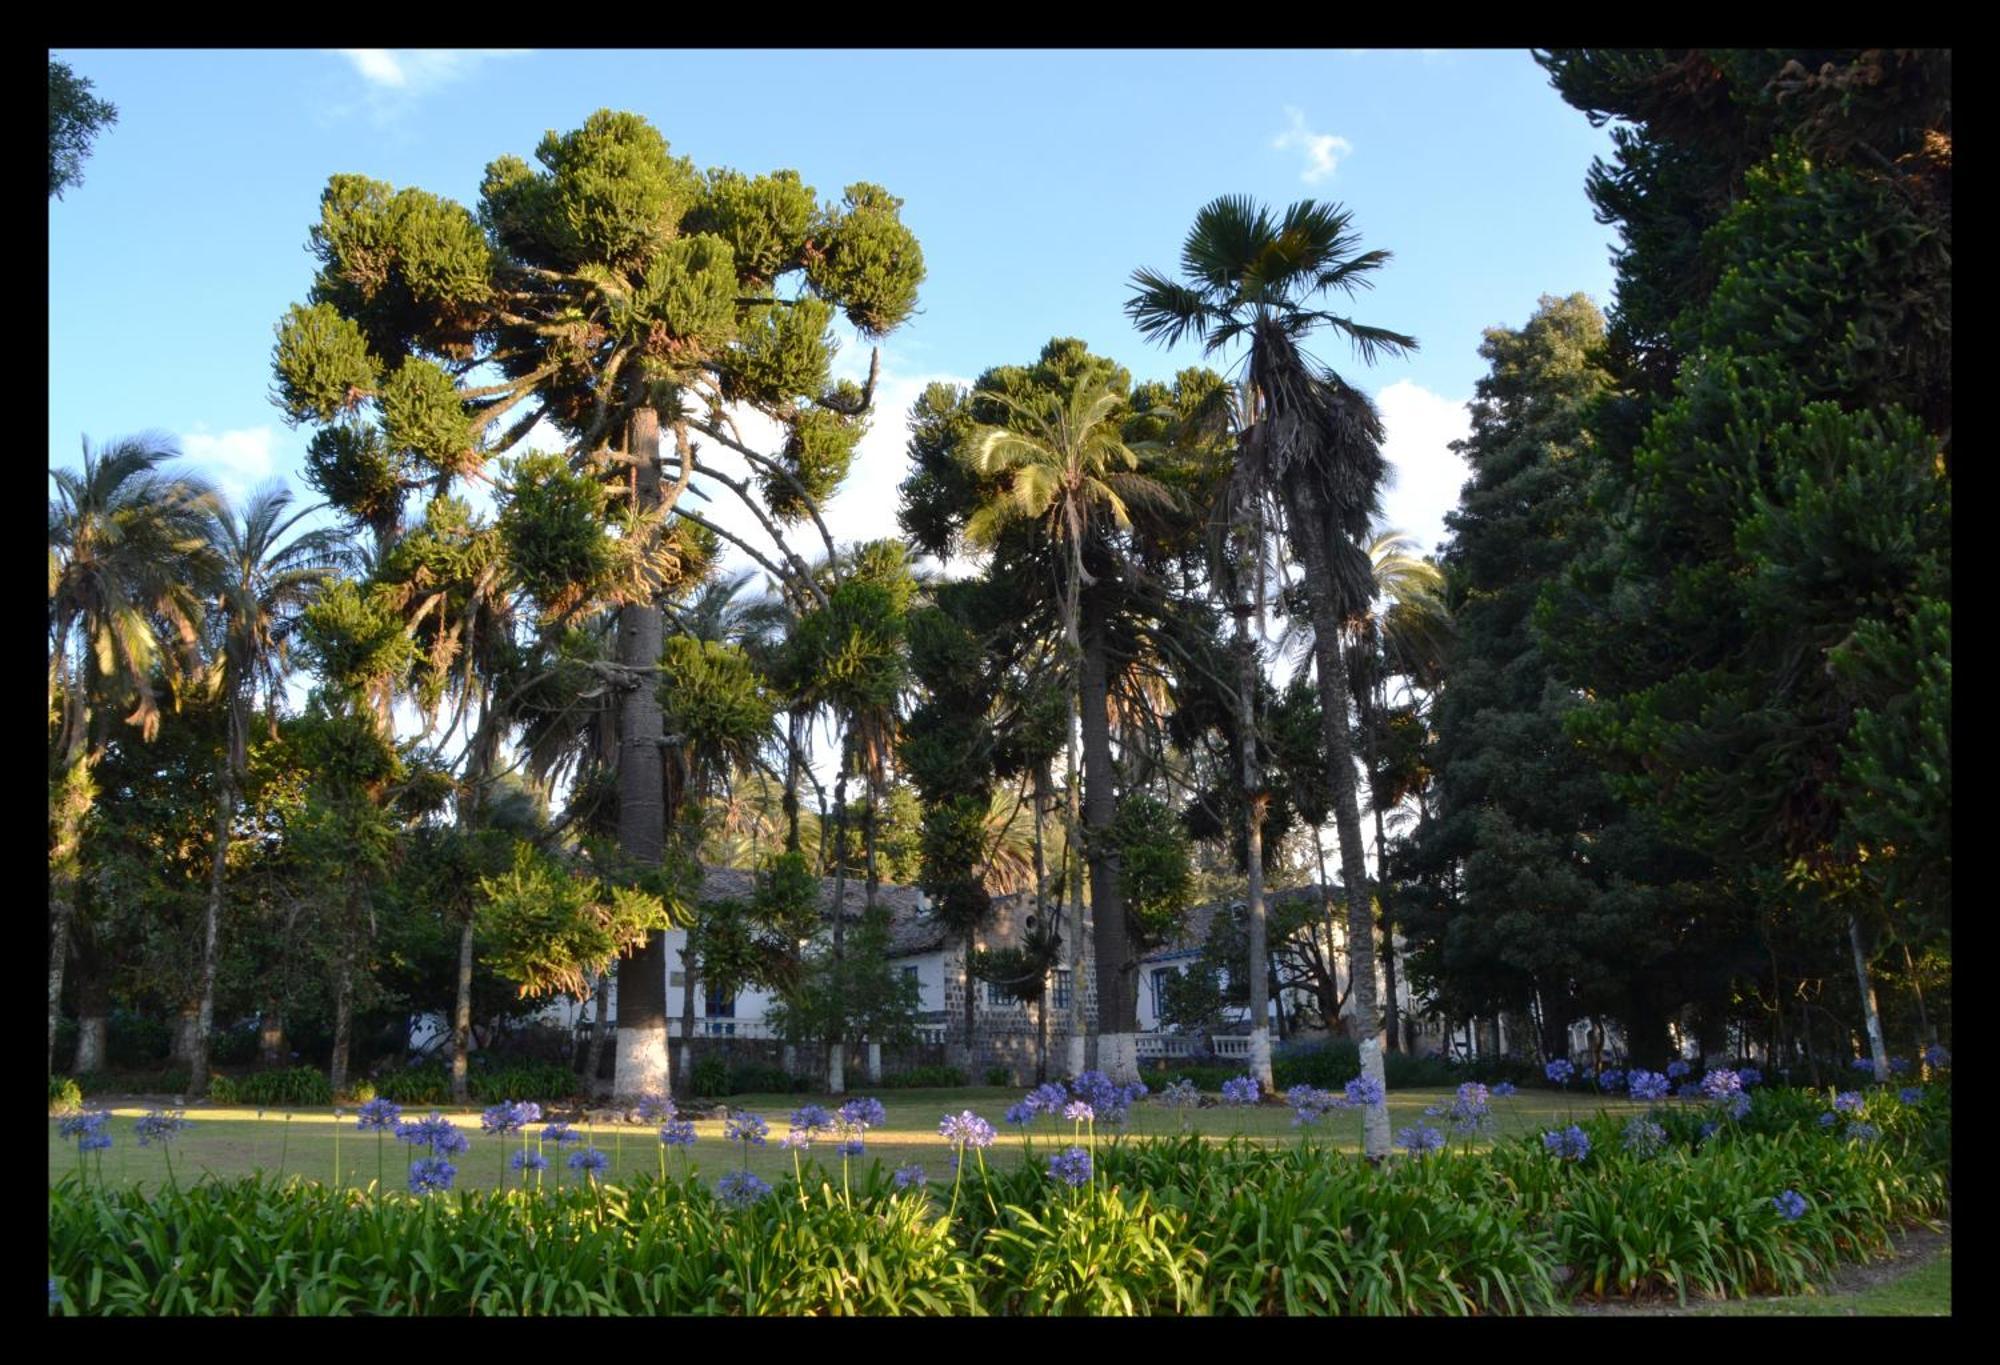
[1342,1074,1386,1108]
[836,1138,865,1158]
[1851,1056,1876,1073]
[1491,1081,1518,1098]
[1026,1083,1069,1115]
[480,1102,529,1135]
[1845,1121,1881,1144]
[635,1094,674,1123]
[1062,1100,1095,1124]
[1888,1056,1912,1075]
[80,1130,113,1153]
[1047,1145,1093,1186]
[1676,1081,1705,1100]
[356,1098,402,1132]
[1396,1123,1445,1155]
[836,1098,887,1131]
[1701,1069,1742,1101]
[408,1156,456,1195]
[789,1104,834,1136]
[1832,1091,1865,1114]
[58,1110,111,1146]
[1899,1086,1924,1104]
[1817,1111,1838,1128]
[892,1163,926,1189]
[659,1120,697,1148]
[511,1149,549,1173]
[542,1121,583,1146]
[1922,1044,1950,1070]
[1666,1060,1691,1080]
[714,1169,772,1208]
[1627,1070,1670,1102]
[1004,1101,1035,1126]
[400,1112,468,1155]
[134,1110,187,1147]
[1772,1190,1808,1221]
[1697,1121,1720,1143]
[1597,1069,1626,1092]
[778,1129,811,1151]
[1725,1092,1752,1121]
[567,1147,610,1176]
[48,1278,59,1309]
[723,1113,769,1147]
[1068,1071,1142,1124]
[1220,1075,1260,1106]
[1622,1117,1667,1156]
[1737,1068,1762,1088]
[1545,1059,1574,1085]
[1542,1125,1591,1161]
[1287,1085,1339,1126]
[938,1111,996,1148]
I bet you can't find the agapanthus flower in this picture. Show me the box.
[480,1102,530,1135]
[1068,1071,1143,1124]
[1286,1085,1339,1126]
[778,1129,812,1151]
[659,1120,697,1148]
[58,1110,111,1145]
[1627,1071,1670,1102]
[134,1110,187,1147]
[1542,1125,1592,1161]
[1737,1068,1762,1088]
[714,1169,772,1208]
[400,1113,469,1155]
[1845,1121,1881,1144]
[1851,1056,1877,1073]
[837,1098,887,1131]
[1545,1059,1574,1085]
[1062,1100,1095,1124]
[1697,1121,1720,1143]
[1157,1079,1201,1109]
[1026,1083,1070,1115]
[1922,1044,1950,1070]
[892,1163,926,1189]
[1832,1091,1865,1114]
[567,1147,610,1176]
[48,1278,59,1309]
[1441,1082,1494,1135]
[512,1101,543,1126]
[1676,1081,1705,1100]
[408,1156,456,1195]
[938,1111,996,1148]
[1725,1092,1752,1121]
[1701,1069,1743,1101]
[1342,1074,1386,1108]
[635,1094,674,1123]
[1622,1117,1667,1156]
[1900,1087,1925,1104]
[511,1149,549,1174]
[542,1121,582,1146]
[1888,1056,1912,1075]
[1396,1123,1446,1154]
[723,1113,769,1147]
[1004,1101,1035,1126]
[836,1137,865,1158]
[80,1130,113,1153]
[1491,1081,1518,1098]
[356,1098,402,1132]
[1219,1075,1260,1106]
[789,1104,834,1136]
[1597,1069,1626,1092]
[1817,1111,1838,1128]
[1047,1146,1093,1186]
[1666,1060,1692,1080]
[1772,1190,1809,1221]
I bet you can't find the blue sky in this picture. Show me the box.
[49,48,1619,562]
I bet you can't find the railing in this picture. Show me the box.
[1211,1036,1251,1058]
[1134,1034,1197,1059]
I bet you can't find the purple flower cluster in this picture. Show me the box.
[1025,1083,1070,1115]
[567,1147,610,1177]
[1396,1123,1445,1155]
[723,1113,769,1148]
[59,1110,113,1152]
[134,1109,187,1147]
[788,1104,834,1146]
[1047,1145,1093,1187]
[837,1098,887,1131]
[408,1156,456,1195]
[480,1101,538,1135]
[1287,1085,1341,1126]
[836,1138,865,1158]
[511,1149,549,1174]
[1342,1074,1386,1108]
[1004,1101,1036,1126]
[1832,1091,1865,1114]
[1889,1056,1912,1075]
[1737,1068,1762,1088]
[1157,1079,1201,1110]
[1922,1044,1950,1070]
[1899,1087,1925,1104]
[1597,1069,1626,1092]
[1666,1060,1692,1080]
[1772,1190,1809,1221]
[1817,1112,1838,1128]
[1545,1058,1575,1085]
[356,1098,402,1132]
[1491,1081,1518,1098]
[635,1093,674,1123]
[714,1169,772,1208]
[398,1112,470,1156]
[1845,1121,1881,1144]
[1542,1125,1592,1161]
[542,1121,583,1147]
[659,1120,697,1148]
[1676,1081,1705,1100]
[1701,1069,1742,1101]
[1219,1075,1260,1106]
[892,1163,927,1190]
[1425,1082,1493,1136]
[1725,1092,1752,1121]
[1070,1071,1147,1124]
[938,1111,996,1149]
[1062,1100,1095,1124]
[1622,1117,1668,1156]
[1627,1071,1670,1102]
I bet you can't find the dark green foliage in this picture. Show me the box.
[496,451,614,621]
[687,1056,811,1097]
[808,184,926,336]
[873,1065,967,1089]
[1105,795,1192,948]
[50,59,116,199]
[49,1076,84,1114]
[74,1069,191,1096]
[272,304,381,425]
[209,1067,334,1109]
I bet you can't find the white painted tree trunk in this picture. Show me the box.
[1098,1031,1138,1086]
[828,1042,846,1095]
[1246,1027,1273,1093]
[1066,1032,1087,1079]
[867,1041,882,1085]
[1848,916,1890,1081]
[1358,1036,1392,1153]
[614,1024,670,1101]
[73,1015,106,1075]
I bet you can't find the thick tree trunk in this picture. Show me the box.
[1286,480,1389,1159]
[1848,916,1890,1080]
[172,1008,199,1063]
[1033,765,1050,1085]
[1233,585,1275,1093]
[1080,589,1135,1084]
[190,755,235,1098]
[783,710,804,854]
[827,761,850,1095]
[49,761,91,1073]
[450,916,474,1103]
[679,945,698,1099]
[329,952,353,1098]
[1366,676,1403,1053]
[73,1014,107,1076]
[612,408,672,1102]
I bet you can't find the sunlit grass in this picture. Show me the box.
[52,1084,1645,1193]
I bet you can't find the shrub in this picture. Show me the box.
[468,1063,577,1105]
[210,1025,260,1067]
[690,1055,730,1098]
[219,1067,334,1109]
[877,1065,967,1090]
[984,1066,1012,1087]
[106,1011,174,1069]
[374,1064,450,1106]
[342,1080,377,1104]
[75,1069,190,1096]
[207,1074,239,1104]
[49,1075,84,1115]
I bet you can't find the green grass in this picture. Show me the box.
[52,1085,1640,1193]
[1692,1242,1950,1316]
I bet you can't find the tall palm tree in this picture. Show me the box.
[189,485,346,1097]
[48,436,217,1070]
[1130,196,1416,1158]
[966,374,1173,1081]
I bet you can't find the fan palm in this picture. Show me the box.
[48,435,218,1069]
[964,374,1174,1081]
[1129,195,1416,1158]
[189,485,346,1096]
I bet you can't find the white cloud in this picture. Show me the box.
[181,425,277,506]
[334,49,528,93]
[1372,379,1471,559]
[1272,107,1353,184]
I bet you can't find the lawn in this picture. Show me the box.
[52,1084,1640,1193]
[1693,1241,1951,1317]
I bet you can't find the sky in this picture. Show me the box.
[49,49,1621,569]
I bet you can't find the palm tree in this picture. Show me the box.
[189,485,345,1097]
[965,374,1173,1081]
[1129,196,1416,1158]
[48,436,217,1070]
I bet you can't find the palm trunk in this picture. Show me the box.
[1368,675,1403,1053]
[450,916,474,1103]
[1233,562,1274,1091]
[1848,916,1890,1080]
[612,407,671,1102]
[828,759,851,1094]
[1033,765,1050,1084]
[678,945,698,1099]
[188,750,237,1097]
[1080,587,1135,1084]
[784,710,804,853]
[1286,479,1389,1159]
[329,949,354,1098]
[49,757,93,1073]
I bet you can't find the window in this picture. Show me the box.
[705,983,735,1019]
[1149,968,1173,1020]
[987,980,1014,1007]
[1051,969,1073,1012]
[901,965,919,988]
